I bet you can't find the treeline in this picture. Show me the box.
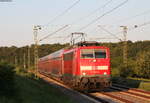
[101,41,150,79]
[0,41,150,79]
[0,43,68,68]
[0,62,16,98]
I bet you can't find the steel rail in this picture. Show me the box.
[110,86,150,99]
[112,84,150,95]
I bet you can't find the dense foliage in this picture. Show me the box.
[0,62,16,97]
[0,41,150,79]
[0,63,74,103]
[101,41,150,79]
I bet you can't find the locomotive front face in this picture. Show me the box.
[79,47,110,77]
[76,47,111,91]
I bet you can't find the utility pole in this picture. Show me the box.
[120,26,128,67]
[28,46,30,69]
[70,32,85,45]
[32,25,66,76]
[33,25,41,76]
[14,56,17,66]
[23,53,26,69]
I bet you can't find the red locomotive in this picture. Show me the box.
[38,41,111,91]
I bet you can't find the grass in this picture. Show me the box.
[0,72,74,103]
[112,76,150,91]
[128,77,150,82]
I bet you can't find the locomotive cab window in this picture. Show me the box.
[81,49,93,58]
[95,49,106,58]
[81,49,106,59]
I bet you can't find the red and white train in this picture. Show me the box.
[38,41,111,91]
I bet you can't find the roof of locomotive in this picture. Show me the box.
[39,41,109,61]
[64,41,109,50]
[75,41,99,46]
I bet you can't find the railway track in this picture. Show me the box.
[111,85,150,99]
[102,84,150,103]
[90,92,134,103]
[112,83,150,95]
[88,85,150,103]
[34,72,150,103]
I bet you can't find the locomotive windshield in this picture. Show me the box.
[81,49,106,59]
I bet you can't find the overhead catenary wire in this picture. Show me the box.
[73,0,128,42]
[116,20,150,35]
[35,20,150,51]
[78,0,129,31]
[42,0,81,27]
[37,0,150,45]
[40,36,68,41]
[62,34,72,41]
[114,9,150,24]
[128,20,150,31]
[70,0,113,25]
[39,25,69,42]
[88,37,116,40]
[39,0,114,43]
[57,0,113,43]
[47,12,150,44]
[70,35,84,44]
[98,25,122,41]
[97,20,150,42]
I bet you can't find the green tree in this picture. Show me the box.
[136,51,150,78]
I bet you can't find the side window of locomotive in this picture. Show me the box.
[95,49,106,58]
[64,52,73,61]
[81,49,94,58]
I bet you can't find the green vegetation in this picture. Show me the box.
[0,43,68,69]
[0,63,74,103]
[129,77,150,82]
[112,77,150,91]
[0,62,16,98]
[100,41,150,79]
[101,41,150,90]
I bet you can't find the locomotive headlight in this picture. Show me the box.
[93,59,96,62]
[82,72,86,75]
[104,72,107,75]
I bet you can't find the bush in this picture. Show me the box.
[16,67,27,74]
[111,68,120,77]
[136,51,150,79]
[0,62,16,97]
[119,65,134,78]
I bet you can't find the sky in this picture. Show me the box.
[0,0,150,47]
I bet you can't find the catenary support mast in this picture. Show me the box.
[33,25,41,76]
[120,26,128,67]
